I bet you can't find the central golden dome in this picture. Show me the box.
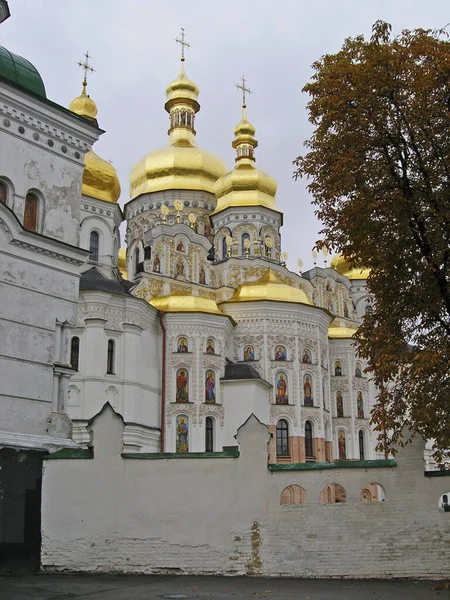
[213,105,280,214]
[129,62,227,199]
[222,269,312,305]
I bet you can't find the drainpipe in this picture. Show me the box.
[159,311,166,452]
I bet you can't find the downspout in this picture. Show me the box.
[159,310,166,452]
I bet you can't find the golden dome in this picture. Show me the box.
[328,319,358,339]
[129,62,227,198]
[213,105,280,214]
[68,84,98,125]
[82,149,121,204]
[118,248,127,279]
[223,269,312,305]
[331,254,370,280]
[149,292,228,317]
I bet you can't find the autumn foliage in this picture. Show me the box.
[295,22,450,458]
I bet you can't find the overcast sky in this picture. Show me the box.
[2,0,449,270]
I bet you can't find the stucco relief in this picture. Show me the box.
[269,404,298,427]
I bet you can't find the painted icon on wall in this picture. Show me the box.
[243,345,255,361]
[274,345,287,361]
[176,368,189,402]
[175,258,185,278]
[338,430,346,460]
[152,255,161,273]
[206,338,215,354]
[357,391,364,418]
[303,374,313,406]
[355,362,362,378]
[276,372,288,404]
[199,265,206,285]
[335,361,342,376]
[302,348,312,364]
[205,371,216,403]
[176,415,189,453]
[176,241,185,252]
[336,391,344,417]
[177,337,188,353]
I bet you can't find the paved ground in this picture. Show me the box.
[0,574,448,600]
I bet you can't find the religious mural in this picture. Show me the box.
[334,361,342,376]
[152,255,161,273]
[243,345,255,361]
[357,391,364,418]
[336,391,344,417]
[176,241,185,252]
[175,258,185,279]
[176,415,189,453]
[355,362,362,378]
[176,368,189,402]
[302,348,312,364]
[274,345,287,361]
[275,372,288,404]
[199,265,206,285]
[205,338,215,354]
[177,337,188,352]
[205,370,216,403]
[303,374,313,406]
[338,430,346,460]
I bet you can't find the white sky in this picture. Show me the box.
[2,0,449,271]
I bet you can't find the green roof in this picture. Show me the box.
[0,46,46,98]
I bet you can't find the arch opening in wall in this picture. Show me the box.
[338,430,347,460]
[334,360,342,376]
[205,370,216,404]
[305,420,314,459]
[358,429,366,461]
[280,485,307,505]
[301,348,312,364]
[0,180,8,205]
[70,337,80,371]
[176,414,189,453]
[303,373,313,406]
[89,230,99,262]
[360,483,386,502]
[205,416,214,452]
[357,391,365,418]
[321,483,347,504]
[106,339,116,375]
[274,344,287,361]
[23,192,38,232]
[205,338,215,354]
[275,371,288,404]
[355,362,363,378]
[177,337,189,353]
[243,344,255,361]
[336,391,344,417]
[241,232,251,256]
[175,368,189,402]
[276,419,289,457]
[439,492,450,512]
[221,235,228,259]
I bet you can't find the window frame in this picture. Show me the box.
[276,419,289,457]
[89,230,100,262]
[305,420,313,458]
[70,336,80,371]
[205,416,214,452]
[106,339,116,375]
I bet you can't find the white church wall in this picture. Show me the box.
[41,404,450,578]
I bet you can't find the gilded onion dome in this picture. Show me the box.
[222,269,312,305]
[117,248,127,279]
[150,292,228,316]
[68,74,121,204]
[328,319,358,339]
[129,60,227,198]
[331,254,370,280]
[213,104,280,214]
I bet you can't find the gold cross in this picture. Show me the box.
[236,76,252,106]
[174,28,191,61]
[77,51,95,87]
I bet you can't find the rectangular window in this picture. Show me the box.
[107,339,115,374]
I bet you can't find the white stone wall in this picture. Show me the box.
[41,405,450,578]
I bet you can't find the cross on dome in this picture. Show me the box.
[236,76,252,107]
[174,27,191,62]
[77,51,95,91]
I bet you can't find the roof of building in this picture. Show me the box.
[79,267,132,296]
[0,46,46,98]
[221,361,263,381]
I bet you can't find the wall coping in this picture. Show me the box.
[121,450,240,460]
[43,448,93,460]
[424,469,450,477]
[269,459,397,471]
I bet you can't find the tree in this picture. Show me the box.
[294,21,450,459]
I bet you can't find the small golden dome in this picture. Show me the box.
[68,84,98,125]
[223,269,312,305]
[331,254,370,280]
[118,248,127,279]
[165,63,200,110]
[149,292,228,317]
[328,319,358,339]
[82,149,121,204]
[213,106,280,214]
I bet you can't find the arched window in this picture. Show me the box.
[241,232,250,256]
[0,181,7,205]
[305,421,313,458]
[222,236,228,259]
[205,416,214,452]
[70,337,80,371]
[334,361,342,376]
[23,193,38,231]
[359,430,365,461]
[365,305,374,316]
[106,339,115,374]
[280,485,307,505]
[135,250,140,274]
[276,419,289,457]
[89,231,99,262]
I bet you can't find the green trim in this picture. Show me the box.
[43,448,93,460]
[121,450,240,459]
[269,459,397,471]
[424,470,450,477]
